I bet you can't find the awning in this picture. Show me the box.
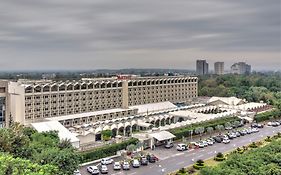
[149,131,176,141]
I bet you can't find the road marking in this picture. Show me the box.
[128,172,137,175]
[198,155,203,158]
[207,152,213,155]
[177,161,185,165]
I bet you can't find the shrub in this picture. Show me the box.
[79,138,138,163]
[249,142,258,148]
[193,159,205,169]
[236,147,244,154]
[169,116,241,140]
[193,163,205,170]
[214,152,225,161]
[254,109,281,122]
[265,136,272,142]
[179,168,186,173]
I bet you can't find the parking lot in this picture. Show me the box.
[79,121,281,175]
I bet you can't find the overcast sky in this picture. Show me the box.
[0,0,280,71]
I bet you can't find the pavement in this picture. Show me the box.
[79,124,281,175]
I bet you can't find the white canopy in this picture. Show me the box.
[31,121,80,148]
[149,131,176,141]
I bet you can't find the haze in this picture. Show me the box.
[0,0,280,71]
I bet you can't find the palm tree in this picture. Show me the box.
[206,127,214,136]
[194,127,205,140]
[215,125,224,134]
[232,121,241,128]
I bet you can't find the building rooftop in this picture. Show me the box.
[46,108,136,121]
[129,101,177,114]
[31,121,80,148]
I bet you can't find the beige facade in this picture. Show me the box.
[0,76,198,127]
[214,62,224,75]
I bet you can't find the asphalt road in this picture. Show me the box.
[79,125,281,175]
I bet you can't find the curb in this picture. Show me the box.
[80,153,121,166]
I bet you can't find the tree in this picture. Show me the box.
[101,130,112,141]
[0,153,58,175]
[58,139,73,150]
[194,127,205,140]
[232,121,241,128]
[206,127,214,136]
[224,122,232,128]
[126,144,137,153]
[215,125,224,134]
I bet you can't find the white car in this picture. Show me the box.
[198,142,205,148]
[176,144,187,151]
[113,162,121,170]
[202,140,208,147]
[267,122,273,126]
[122,161,130,170]
[73,169,81,175]
[223,138,230,144]
[207,140,214,145]
[101,158,114,165]
[251,128,259,133]
[87,166,100,175]
[100,165,108,174]
[132,159,140,168]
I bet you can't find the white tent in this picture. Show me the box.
[149,131,176,141]
[31,121,80,149]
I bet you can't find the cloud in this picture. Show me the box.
[0,0,280,70]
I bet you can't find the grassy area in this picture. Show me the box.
[170,132,281,175]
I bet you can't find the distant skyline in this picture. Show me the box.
[0,0,280,71]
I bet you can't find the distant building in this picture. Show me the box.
[196,60,209,75]
[231,62,251,74]
[214,62,224,75]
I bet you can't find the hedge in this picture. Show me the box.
[214,157,225,161]
[254,109,281,122]
[169,116,241,140]
[79,138,138,163]
[193,164,205,170]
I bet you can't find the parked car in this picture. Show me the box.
[222,138,230,144]
[148,155,157,163]
[176,144,187,151]
[239,130,247,136]
[257,124,264,128]
[113,162,121,170]
[268,122,273,126]
[225,126,233,130]
[227,133,236,139]
[202,140,208,147]
[213,136,222,143]
[132,159,140,168]
[251,128,259,133]
[251,123,258,128]
[122,161,130,170]
[164,142,174,148]
[246,128,253,134]
[140,156,148,165]
[87,166,100,175]
[206,139,214,145]
[73,169,81,175]
[101,158,114,165]
[198,142,205,148]
[100,165,108,174]
[235,131,241,137]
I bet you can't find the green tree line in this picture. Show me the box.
[200,139,281,175]
[0,123,80,175]
[198,74,281,108]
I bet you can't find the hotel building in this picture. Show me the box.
[0,75,198,128]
